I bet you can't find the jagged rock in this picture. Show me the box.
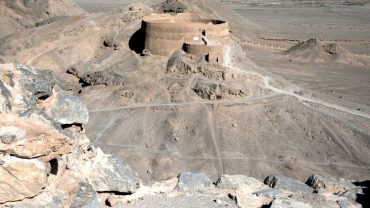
[0,64,73,160]
[89,149,141,193]
[0,118,72,160]
[10,190,64,208]
[177,172,212,191]
[0,63,143,207]
[290,191,339,208]
[79,71,125,87]
[337,199,361,208]
[339,187,364,201]
[216,175,272,208]
[17,65,55,100]
[51,94,89,125]
[67,148,141,194]
[270,198,312,208]
[216,175,268,192]
[0,79,12,113]
[228,192,271,208]
[0,156,47,203]
[0,65,54,113]
[306,175,356,193]
[193,81,222,100]
[264,174,314,193]
[70,182,99,208]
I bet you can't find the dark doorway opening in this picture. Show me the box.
[129,24,146,54]
[202,30,206,36]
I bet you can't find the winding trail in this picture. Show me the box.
[230,66,370,120]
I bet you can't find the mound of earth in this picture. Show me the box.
[0,0,85,39]
[284,38,359,64]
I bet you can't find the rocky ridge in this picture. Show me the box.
[0,64,140,207]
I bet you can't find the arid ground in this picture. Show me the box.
[1,0,369,184]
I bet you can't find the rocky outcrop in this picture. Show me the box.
[114,172,362,208]
[192,80,248,100]
[306,175,356,194]
[51,94,89,125]
[0,156,47,203]
[0,64,141,207]
[264,174,314,193]
[66,148,141,193]
[177,172,212,191]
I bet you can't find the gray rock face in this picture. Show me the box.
[17,65,55,100]
[337,199,360,208]
[339,187,364,201]
[67,148,141,194]
[70,182,99,208]
[177,172,212,192]
[51,94,89,125]
[0,79,12,113]
[253,188,285,198]
[216,174,267,191]
[306,175,356,193]
[90,151,141,193]
[264,174,314,193]
[270,198,312,208]
[11,191,64,208]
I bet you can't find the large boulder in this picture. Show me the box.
[177,172,212,191]
[9,191,64,208]
[67,147,141,194]
[51,94,89,125]
[70,182,99,208]
[17,66,55,101]
[306,175,356,193]
[0,156,47,203]
[0,120,72,161]
[216,175,273,208]
[264,174,314,193]
[216,174,268,193]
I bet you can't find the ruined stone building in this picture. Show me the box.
[142,13,230,64]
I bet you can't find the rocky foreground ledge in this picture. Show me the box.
[0,64,368,208]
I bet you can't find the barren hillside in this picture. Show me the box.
[0,0,369,207]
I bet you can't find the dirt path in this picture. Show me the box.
[88,93,283,112]
[206,105,224,176]
[230,66,370,120]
